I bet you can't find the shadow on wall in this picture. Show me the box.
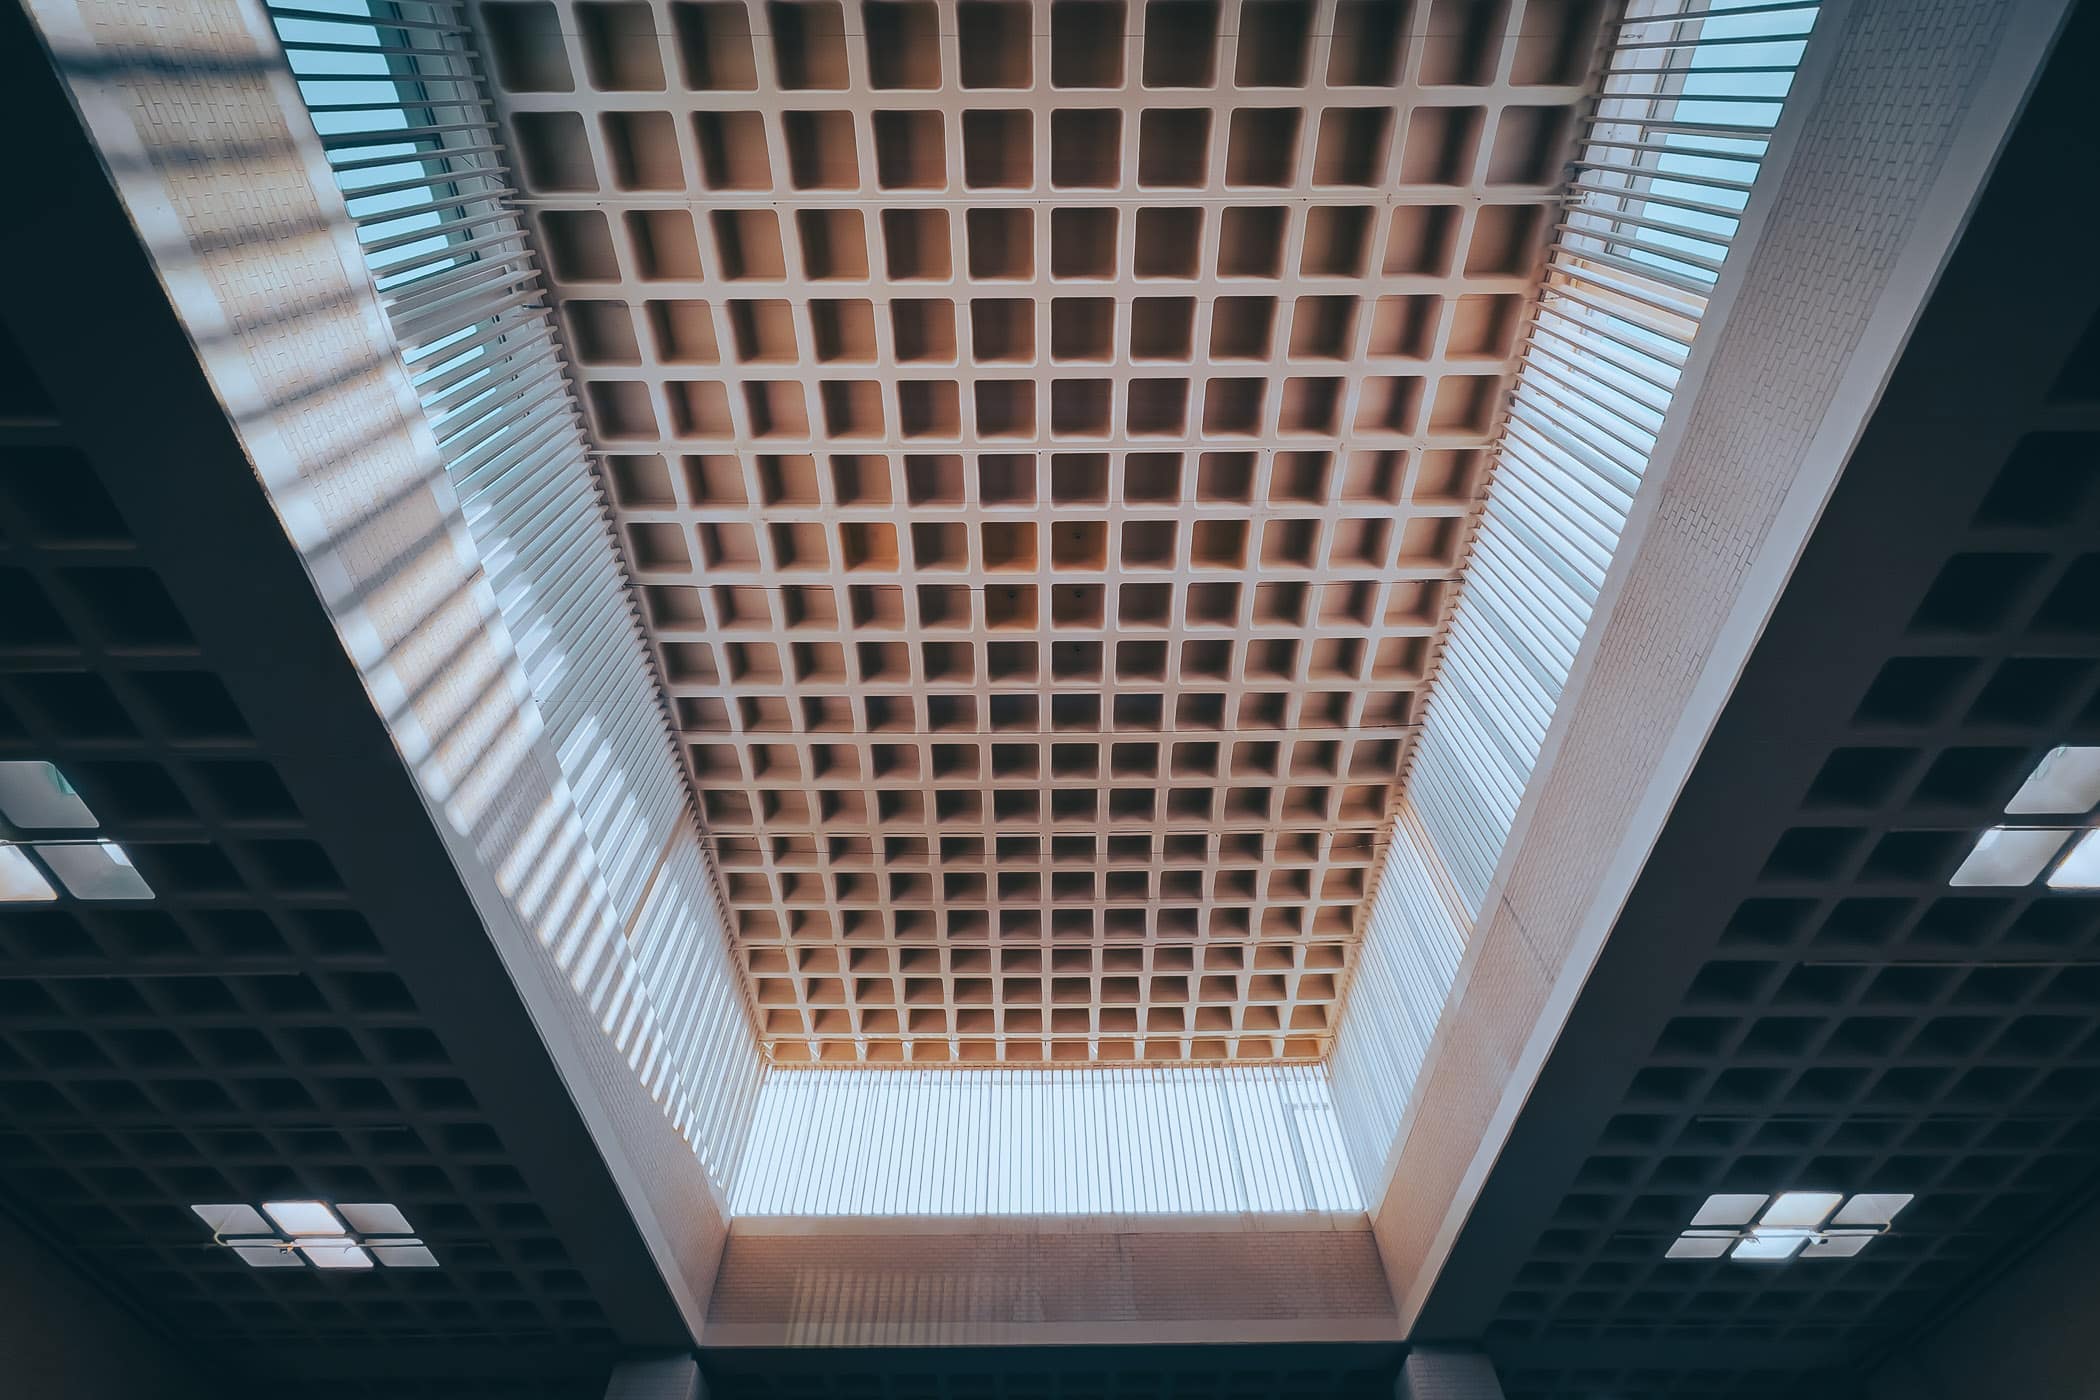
[37,1,759,1190]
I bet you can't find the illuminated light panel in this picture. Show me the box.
[1664,1231,1737,1260]
[0,761,98,828]
[2048,830,2100,889]
[1830,1193,1913,1227]
[34,840,155,900]
[1730,1230,1808,1261]
[1760,1190,1841,1229]
[1689,1193,1767,1227]
[263,1200,346,1235]
[0,845,58,902]
[2005,746,2100,814]
[297,1238,374,1269]
[1801,1233,1873,1258]
[1667,1191,1908,1263]
[337,1202,412,1235]
[190,1203,271,1236]
[203,1200,437,1270]
[1949,826,2071,886]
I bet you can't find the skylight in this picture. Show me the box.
[192,1200,437,1269]
[1665,1191,1911,1261]
[1948,746,2100,888]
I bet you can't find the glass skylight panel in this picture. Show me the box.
[233,1243,303,1268]
[0,845,58,902]
[35,841,154,899]
[1949,826,2071,886]
[2047,830,2100,890]
[263,1200,347,1236]
[1689,1193,1767,1226]
[0,762,97,828]
[2005,746,2100,814]
[1759,1190,1842,1229]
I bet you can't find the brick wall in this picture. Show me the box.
[708,1215,1398,1346]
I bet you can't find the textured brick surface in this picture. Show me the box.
[1360,0,2056,1331]
[707,1217,1397,1345]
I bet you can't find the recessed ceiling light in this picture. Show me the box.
[0,762,98,828]
[200,1200,436,1270]
[34,841,155,900]
[1668,1191,1908,1263]
[0,845,58,902]
[2005,746,2100,815]
[1950,826,2071,886]
[297,1238,374,1269]
[337,1203,413,1235]
[1730,1231,1808,1261]
[1801,1233,1873,1258]
[190,1203,271,1236]
[1760,1191,1842,1229]
[1689,1193,1767,1227]
[263,1200,346,1236]
[1830,1193,1912,1226]
[1665,1231,1736,1259]
[2047,830,2100,890]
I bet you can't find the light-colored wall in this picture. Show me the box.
[1362,0,2073,1330]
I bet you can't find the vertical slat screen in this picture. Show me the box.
[1328,803,1470,1189]
[735,1064,1360,1216]
[262,0,760,1183]
[1336,0,1820,1198]
[1409,0,1821,914]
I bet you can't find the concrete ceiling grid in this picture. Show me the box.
[471,0,1611,1067]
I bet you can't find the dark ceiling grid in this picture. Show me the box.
[0,331,615,1384]
[1410,11,2100,1396]
[699,1344,1404,1400]
[1485,348,2100,1389]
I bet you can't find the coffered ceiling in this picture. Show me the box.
[477,0,1608,1064]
